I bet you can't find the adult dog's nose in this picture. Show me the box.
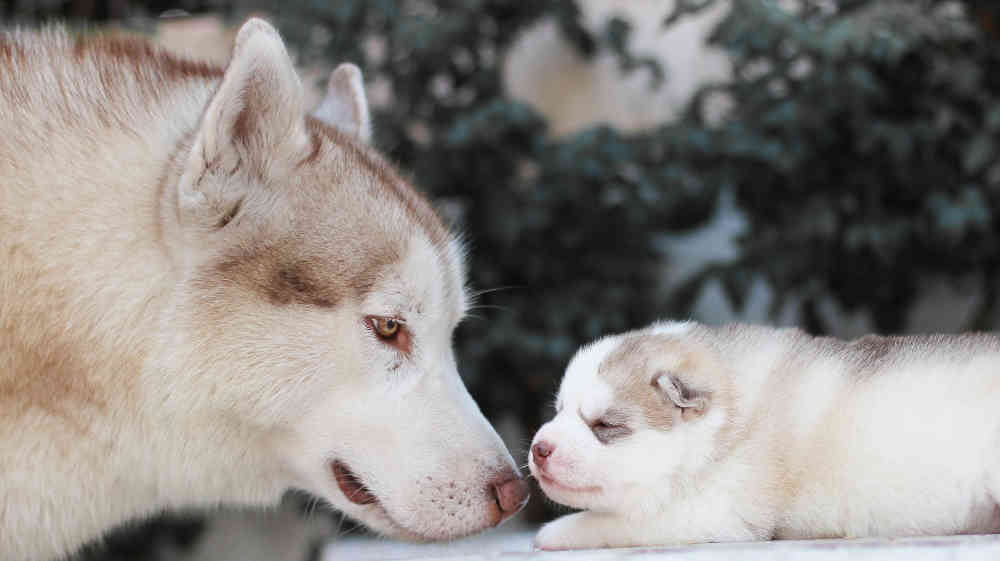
[532,441,554,468]
[488,470,530,525]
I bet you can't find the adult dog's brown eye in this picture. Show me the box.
[366,316,413,355]
[373,317,399,339]
[369,317,400,339]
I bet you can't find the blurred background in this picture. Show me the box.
[4,0,1000,559]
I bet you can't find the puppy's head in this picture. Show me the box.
[529,321,734,513]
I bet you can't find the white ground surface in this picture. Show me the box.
[324,526,1000,561]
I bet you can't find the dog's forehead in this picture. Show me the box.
[604,325,694,373]
[300,121,465,315]
[207,123,462,314]
[367,234,466,325]
[558,336,622,413]
[294,118,449,246]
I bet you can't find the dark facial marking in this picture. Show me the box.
[213,249,341,309]
[267,265,338,308]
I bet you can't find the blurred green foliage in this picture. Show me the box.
[667,0,1000,333]
[277,0,1000,436]
[277,0,719,434]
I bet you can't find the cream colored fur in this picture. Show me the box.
[0,20,525,561]
[530,321,1000,550]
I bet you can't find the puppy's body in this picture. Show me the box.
[530,321,1000,550]
[1,22,526,561]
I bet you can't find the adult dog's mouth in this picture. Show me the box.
[332,460,377,505]
[329,460,427,541]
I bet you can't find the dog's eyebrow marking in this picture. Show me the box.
[214,252,341,309]
[269,266,338,308]
[600,408,631,425]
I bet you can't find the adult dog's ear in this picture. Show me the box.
[653,372,710,421]
[311,63,372,143]
[177,18,307,229]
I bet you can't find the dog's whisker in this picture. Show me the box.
[468,285,522,299]
[467,304,512,313]
[337,519,365,539]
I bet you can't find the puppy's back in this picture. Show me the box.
[765,329,1000,539]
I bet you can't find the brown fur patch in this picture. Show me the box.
[297,130,323,169]
[71,32,222,124]
[843,334,899,375]
[196,117,449,312]
[215,247,344,309]
[0,247,113,436]
[72,33,223,81]
[598,335,685,431]
[2,28,225,136]
[0,337,107,436]
[836,332,1000,379]
[0,35,24,64]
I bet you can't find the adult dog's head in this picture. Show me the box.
[153,18,527,540]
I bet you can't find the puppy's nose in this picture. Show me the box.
[532,441,554,467]
[487,470,530,525]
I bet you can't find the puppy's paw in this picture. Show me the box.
[533,512,611,551]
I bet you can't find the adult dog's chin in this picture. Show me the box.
[328,460,426,541]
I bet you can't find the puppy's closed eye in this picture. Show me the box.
[591,418,632,444]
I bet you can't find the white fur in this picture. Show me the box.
[531,322,1000,550]
[0,20,523,561]
[312,63,372,142]
[649,320,694,337]
[556,336,621,414]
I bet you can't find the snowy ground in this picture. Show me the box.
[325,527,1000,561]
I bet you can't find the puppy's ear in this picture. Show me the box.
[653,372,710,421]
[311,63,372,143]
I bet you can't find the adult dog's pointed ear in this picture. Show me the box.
[177,18,306,229]
[311,63,372,143]
[653,372,710,421]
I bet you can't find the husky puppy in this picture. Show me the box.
[529,321,1000,550]
[0,20,528,561]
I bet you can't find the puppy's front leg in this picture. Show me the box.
[534,508,762,551]
[534,511,630,551]
[534,510,717,550]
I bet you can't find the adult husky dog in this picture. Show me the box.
[0,19,528,561]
